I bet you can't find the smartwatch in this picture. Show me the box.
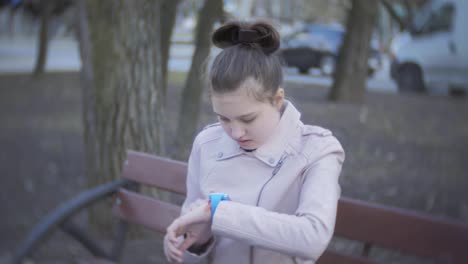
[209,193,230,218]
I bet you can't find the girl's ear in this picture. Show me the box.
[274,88,285,110]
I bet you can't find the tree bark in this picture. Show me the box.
[173,0,223,160]
[380,0,407,31]
[161,0,182,99]
[33,0,52,76]
[328,0,378,103]
[79,0,167,236]
[402,0,414,31]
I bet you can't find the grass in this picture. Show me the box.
[168,70,188,87]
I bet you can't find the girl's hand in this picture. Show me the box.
[163,200,212,263]
[163,231,183,263]
[170,200,211,250]
[185,199,213,247]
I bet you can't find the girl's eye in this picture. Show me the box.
[219,116,230,122]
[242,118,256,124]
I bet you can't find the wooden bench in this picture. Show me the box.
[13,150,468,263]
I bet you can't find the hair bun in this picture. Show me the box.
[212,20,280,55]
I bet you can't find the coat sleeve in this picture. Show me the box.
[211,138,345,261]
[181,134,216,263]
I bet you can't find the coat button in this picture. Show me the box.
[268,158,275,164]
[217,152,223,158]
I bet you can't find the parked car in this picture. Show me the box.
[390,0,468,95]
[279,24,382,77]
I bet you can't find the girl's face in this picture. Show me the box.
[211,78,284,150]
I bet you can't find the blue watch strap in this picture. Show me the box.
[209,193,230,218]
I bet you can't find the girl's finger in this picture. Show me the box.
[167,239,183,262]
[178,235,197,252]
[168,231,179,244]
[169,246,183,260]
[164,236,180,263]
[163,239,170,262]
[167,220,184,242]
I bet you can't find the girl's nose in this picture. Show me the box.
[230,124,246,140]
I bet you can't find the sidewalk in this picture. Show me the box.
[0,35,194,73]
[0,36,81,73]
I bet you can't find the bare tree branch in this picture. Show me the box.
[380,0,406,31]
[402,0,414,30]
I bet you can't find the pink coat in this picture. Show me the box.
[182,101,345,264]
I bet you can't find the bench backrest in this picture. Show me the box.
[113,150,468,264]
[113,151,185,233]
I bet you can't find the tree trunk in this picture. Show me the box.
[161,0,182,99]
[173,0,223,160]
[79,0,167,236]
[33,0,52,76]
[328,0,378,103]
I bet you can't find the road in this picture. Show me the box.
[0,36,397,93]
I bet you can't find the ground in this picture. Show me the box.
[0,72,467,263]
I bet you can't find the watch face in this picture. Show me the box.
[209,193,230,217]
[210,193,230,201]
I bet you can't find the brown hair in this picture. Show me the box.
[209,19,283,103]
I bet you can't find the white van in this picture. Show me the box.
[390,0,468,95]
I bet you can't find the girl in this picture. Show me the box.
[163,19,345,264]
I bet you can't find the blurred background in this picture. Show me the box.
[0,0,467,263]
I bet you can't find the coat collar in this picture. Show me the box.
[216,100,303,167]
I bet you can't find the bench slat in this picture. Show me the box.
[122,150,187,195]
[113,189,181,233]
[335,197,468,263]
[318,250,377,264]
